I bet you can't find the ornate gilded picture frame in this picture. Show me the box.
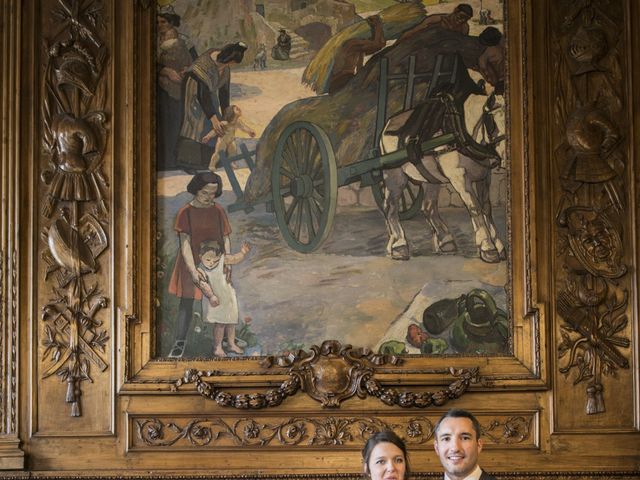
[154,1,516,364]
[125,0,544,403]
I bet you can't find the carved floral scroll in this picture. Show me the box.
[132,413,533,450]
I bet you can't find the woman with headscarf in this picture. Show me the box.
[156,9,196,170]
[176,42,248,172]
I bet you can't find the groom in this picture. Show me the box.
[433,409,497,480]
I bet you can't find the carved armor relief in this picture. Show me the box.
[551,0,635,428]
[35,0,113,432]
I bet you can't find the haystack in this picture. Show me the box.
[302,2,426,94]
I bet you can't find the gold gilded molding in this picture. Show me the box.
[39,0,110,417]
[131,414,533,450]
[552,0,632,415]
[175,340,479,409]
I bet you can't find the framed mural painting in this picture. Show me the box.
[127,0,543,393]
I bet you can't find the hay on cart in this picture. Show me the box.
[243,26,493,204]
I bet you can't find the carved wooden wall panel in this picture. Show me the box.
[0,0,638,477]
[550,0,637,431]
[33,0,114,435]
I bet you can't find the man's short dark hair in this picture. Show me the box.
[434,408,482,439]
[455,4,473,18]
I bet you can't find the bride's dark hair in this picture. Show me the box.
[362,430,410,479]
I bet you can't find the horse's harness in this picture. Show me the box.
[402,53,504,181]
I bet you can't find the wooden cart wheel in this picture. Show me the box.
[271,121,337,253]
[371,178,424,220]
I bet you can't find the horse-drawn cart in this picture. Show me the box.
[225,53,502,254]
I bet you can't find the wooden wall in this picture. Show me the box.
[0,0,638,478]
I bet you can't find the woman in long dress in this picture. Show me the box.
[156,11,196,170]
[176,42,248,171]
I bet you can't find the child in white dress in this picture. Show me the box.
[197,239,251,356]
[201,104,256,171]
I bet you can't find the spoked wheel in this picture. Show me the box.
[271,121,337,253]
[371,178,424,220]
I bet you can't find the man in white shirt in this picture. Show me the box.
[433,409,497,480]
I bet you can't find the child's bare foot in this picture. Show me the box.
[213,347,226,357]
[228,343,244,354]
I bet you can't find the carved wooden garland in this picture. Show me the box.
[175,341,479,409]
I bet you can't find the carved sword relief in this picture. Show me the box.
[39,0,110,417]
[553,0,630,414]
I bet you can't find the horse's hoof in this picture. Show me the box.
[480,249,501,263]
[438,240,457,253]
[390,246,410,261]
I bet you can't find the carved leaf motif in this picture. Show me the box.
[57,366,71,382]
[167,423,180,432]
[604,312,626,336]
[79,358,91,382]
[573,350,592,385]
[482,416,532,444]
[43,325,62,361]
[90,330,109,351]
[557,329,573,359]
